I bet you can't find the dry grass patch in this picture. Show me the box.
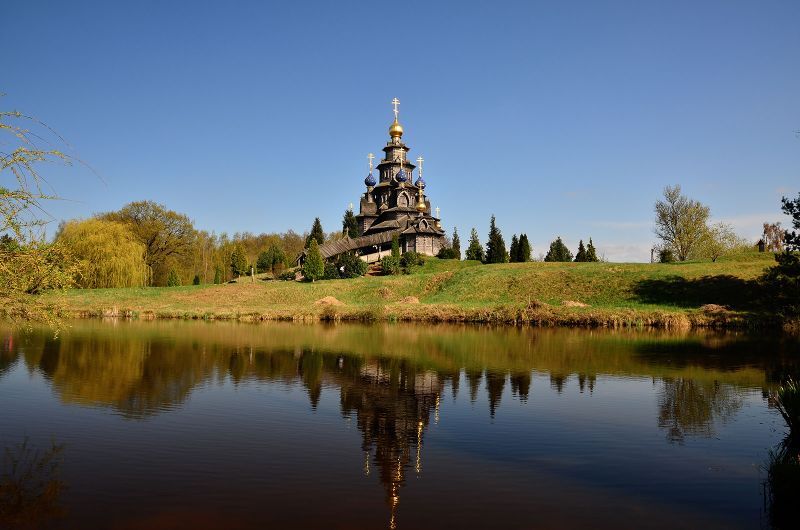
[563,300,589,308]
[315,296,344,306]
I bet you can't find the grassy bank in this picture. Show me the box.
[46,251,794,330]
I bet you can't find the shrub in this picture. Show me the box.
[323,262,341,280]
[659,248,676,263]
[381,255,401,275]
[437,247,458,259]
[192,274,201,285]
[400,251,425,274]
[167,270,180,287]
[338,252,368,278]
[278,269,297,281]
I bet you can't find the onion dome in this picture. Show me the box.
[416,194,426,212]
[396,169,407,182]
[414,177,425,189]
[364,172,376,187]
[389,119,404,138]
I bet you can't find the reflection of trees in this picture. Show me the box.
[337,358,441,530]
[486,371,506,417]
[0,439,66,528]
[657,378,743,443]
[0,335,18,380]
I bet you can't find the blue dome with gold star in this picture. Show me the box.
[396,169,407,182]
[415,177,425,189]
[364,173,376,187]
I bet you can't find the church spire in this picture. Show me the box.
[389,97,404,139]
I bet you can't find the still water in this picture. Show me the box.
[1,320,797,529]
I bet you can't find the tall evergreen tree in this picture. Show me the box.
[574,240,587,262]
[391,233,400,258]
[518,234,531,262]
[303,239,324,282]
[586,238,599,262]
[509,234,519,263]
[213,266,222,285]
[305,217,325,248]
[452,227,461,260]
[465,228,484,262]
[485,215,508,264]
[544,237,573,262]
[230,245,247,277]
[342,209,359,239]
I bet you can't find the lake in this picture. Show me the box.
[1,320,797,529]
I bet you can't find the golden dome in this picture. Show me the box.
[389,119,404,138]
[416,194,426,212]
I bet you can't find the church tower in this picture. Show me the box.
[355,98,445,259]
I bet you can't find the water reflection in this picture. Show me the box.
[0,438,66,528]
[1,321,798,528]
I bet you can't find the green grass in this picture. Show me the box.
[47,252,789,329]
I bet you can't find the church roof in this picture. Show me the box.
[300,230,401,261]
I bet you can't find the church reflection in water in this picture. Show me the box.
[3,322,797,528]
[336,357,441,529]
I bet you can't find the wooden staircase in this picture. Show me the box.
[367,263,383,276]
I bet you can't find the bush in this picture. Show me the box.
[659,248,676,263]
[437,247,458,259]
[400,251,425,274]
[166,270,180,287]
[381,255,401,275]
[338,252,368,278]
[323,262,341,280]
[278,269,297,281]
[192,274,201,285]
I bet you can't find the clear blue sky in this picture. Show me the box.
[3,0,798,261]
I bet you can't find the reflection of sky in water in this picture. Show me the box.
[0,321,794,529]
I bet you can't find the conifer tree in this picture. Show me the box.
[305,217,325,248]
[509,234,519,262]
[485,215,508,264]
[342,209,359,239]
[518,234,531,262]
[391,233,400,258]
[167,269,180,287]
[574,240,587,262]
[452,227,461,260]
[465,228,484,262]
[213,266,221,285]
[544,237,573,262]
[303,239,324,282]
[586,238,599,262]
[192,274,201,285]
[230,245,247,277]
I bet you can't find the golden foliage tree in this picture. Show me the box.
[57,219,149,288]
[1,108,79,324]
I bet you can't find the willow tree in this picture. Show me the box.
[57,219,149,288]
[1,108,79,323]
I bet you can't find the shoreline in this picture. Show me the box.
[62,302,793,332]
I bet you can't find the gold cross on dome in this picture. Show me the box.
[416,156,424,176]
[368,153,374,172]
[391,97,400,120]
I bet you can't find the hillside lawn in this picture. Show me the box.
[49,251,793,330]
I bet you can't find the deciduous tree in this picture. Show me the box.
[654,185,710,261]
[57,218,149,288]
[102,201,196,285]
